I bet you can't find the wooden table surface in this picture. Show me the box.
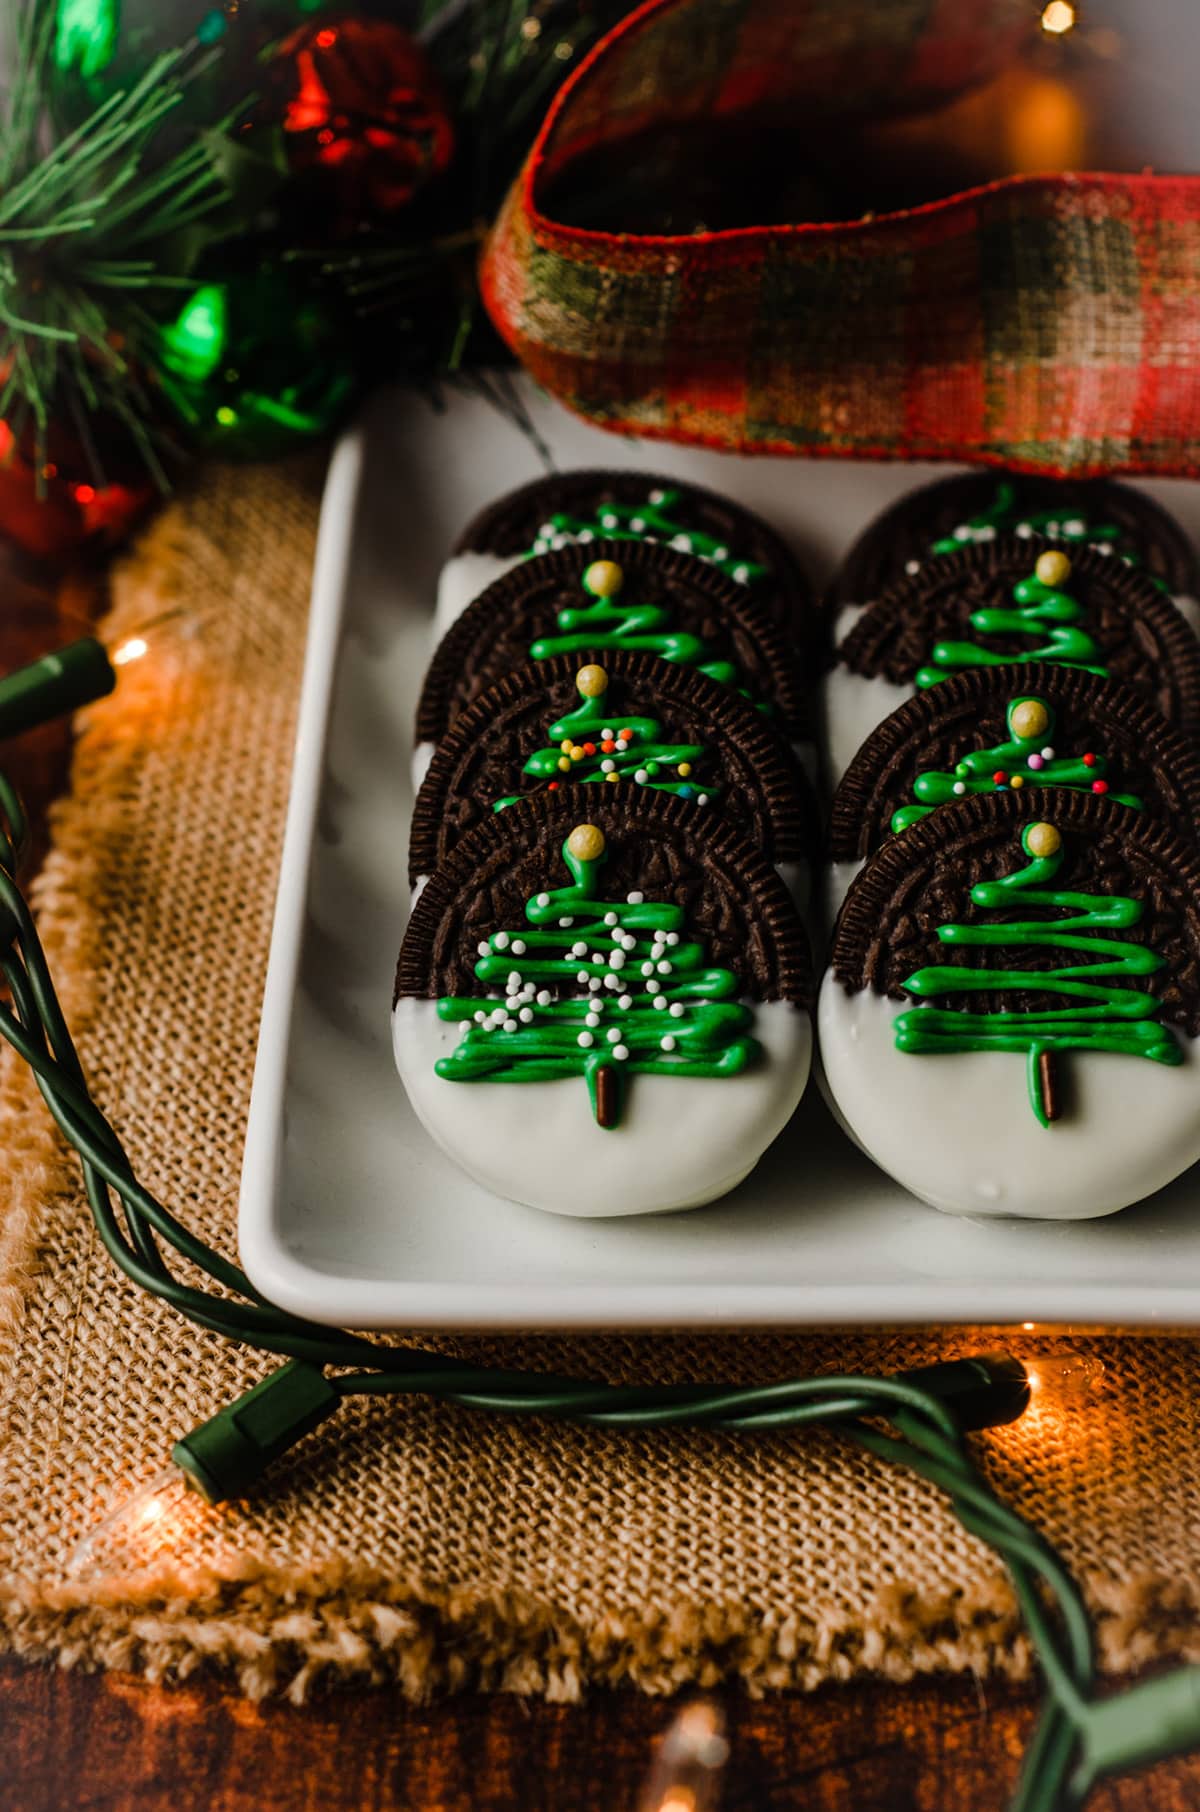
[1,540,1195,1812]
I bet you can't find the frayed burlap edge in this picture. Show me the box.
[4,1561,1199,1703]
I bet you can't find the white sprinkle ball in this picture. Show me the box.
[615,739,629,752]
[660,1035,676,1052]
[601,727,614,741]
[589,978,603,992]
[613,1044,630,1061]
[952,781,966,796]
[511,939,525,954]
[537,989,552,1006]
[559,917,574,928]
[578,529,594,542]
[603,974,620,990]
[642,962,655,976]
[653,996,667,1011]
[571,941,587,957]
[697,794,709,805]
[577,1031,594,1048]
[474,1011,487,1024]
[601,759,615,774]
[646,980,661,995]
[627,890,644,904]
[604,911,618,926]
[460,1019,471,1030]
[666,932,679,946]
[904,559,920,575]
[712,544,729,561]
[477,941,490,957]
[519,1007,534,1023]
[507,970,522,989]
[618,994,633,1010]
[1042,746,1056,761]
[634,768,649,784]
[669,1001,685,1017]
[609,951,626,970]
[592,950,606,964]
[657,960,672,974]
[576,969,590,984]
[649,488,666,504]
[607,1027,621,1043]
[601,512,618,528]
[504,1018,518,1033]
[630,516,646,532]
[585,1011,600,1027]
[732,564,750,583]
[494,932,509,949]
[535,894,550,908]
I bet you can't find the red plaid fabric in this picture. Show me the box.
[481,0,1200,476]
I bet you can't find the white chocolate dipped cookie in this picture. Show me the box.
[393,792,813,1217]
[819,789,1200,1221]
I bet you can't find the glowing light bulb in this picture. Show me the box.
[1041,1,1077,34]
[1025,1350,1105,1408]
[638,1700,729,1812]
[112,636,148,666]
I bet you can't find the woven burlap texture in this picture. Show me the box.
[1,462,1199,1703]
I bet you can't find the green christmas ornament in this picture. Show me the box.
[894,820,1180,1128]
[435,824,758,1129]
[493,664,717,811]
[155,275,355,457]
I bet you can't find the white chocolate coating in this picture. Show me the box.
[433,551,522,640]
[820,669,913,790]
[1172,592,1200,639]
[393,997,812,1217]
[817,979,1200,1220]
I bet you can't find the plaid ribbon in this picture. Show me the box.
[480,0,1200,476]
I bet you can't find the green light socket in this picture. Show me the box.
[0,638,116,743]
[172,1362,341,1504]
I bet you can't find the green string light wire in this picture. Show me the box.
[1,745,1199,1810]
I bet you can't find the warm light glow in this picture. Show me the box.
[1022,1321,1036,1331]
[1041,1,1077,34]
[112,636,148,667]
[659,1796,695,1812]
[638,1700,728,1812]
[1025,1351,1105,1408]
[73,483,97,505]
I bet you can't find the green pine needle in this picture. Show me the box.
[0,5,247,487]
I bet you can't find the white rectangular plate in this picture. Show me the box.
[239,380,1200,1329]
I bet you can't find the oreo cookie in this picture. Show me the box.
[823,541,1200,785]
[820,787,1200,1221]
[435,468,812,650]
[416,541,808,772]
[830,471,1198,614]
[410,651,819,902]
[394,789,813,1217]
[824,663,1200,923]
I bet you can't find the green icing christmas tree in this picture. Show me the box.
[435,823,758,1128]
[894,820,1180,1128]
[528,487,767,586]
[529,557,745,694]
[493,663,718,812]
[890,693,1142,834]
[916,549,1108,690]
[928,477,1163,588]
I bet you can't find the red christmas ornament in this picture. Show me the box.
[270,18,455,222]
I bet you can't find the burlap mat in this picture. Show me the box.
[1,462,1198,1702]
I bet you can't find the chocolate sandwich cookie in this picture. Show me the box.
[416,542,808,779]
[824,662,1200,925]
[823,541,1200,786]
[435,467,813,650]
[830,471,1198,616]
[409,651,819,905]
[820,787,1200,1221]
[394,788,813,1217]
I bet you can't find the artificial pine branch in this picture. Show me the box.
[0,4,269,485]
